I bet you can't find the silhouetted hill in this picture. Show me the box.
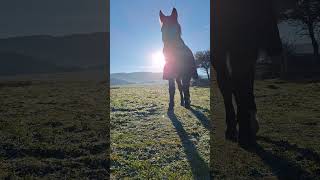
[0,32,108,76]
[110,72,164,85]
[0,52,81,75]
[110,78,133,86]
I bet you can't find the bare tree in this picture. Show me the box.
[195,50,210,80]
[281,0,320,58]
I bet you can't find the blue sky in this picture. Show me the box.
[110,0,210,73]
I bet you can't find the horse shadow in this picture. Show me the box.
[167,111,210,179]
[253,136,320,179]
[189,105,211,131]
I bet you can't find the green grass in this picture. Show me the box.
[0,80,109,179]
[210,79,320,179]
[110,85,210,179]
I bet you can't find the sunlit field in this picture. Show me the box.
[110,85,210,179]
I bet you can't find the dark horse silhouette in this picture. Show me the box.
[211,0,283,148]
[159,8,198,111]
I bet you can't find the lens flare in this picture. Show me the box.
[151,51,165,71]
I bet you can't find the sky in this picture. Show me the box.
[0,0,108,38]
[0,0,313,73]
[110,0,210,73]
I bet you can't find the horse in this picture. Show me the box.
[159,8,198,111]
[211,0,284,148]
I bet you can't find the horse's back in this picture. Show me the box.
[212,0,282,56]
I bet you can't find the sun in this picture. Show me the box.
[151,50,166,71]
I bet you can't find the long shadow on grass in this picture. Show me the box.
[258,136,320,164]
[167,111,210,179]
[190,105,210,113]
[189,106,211,131]
[253,136,317,179]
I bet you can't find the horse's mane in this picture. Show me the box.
[175,23,182,37]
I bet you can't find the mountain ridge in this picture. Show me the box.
[0,32,109,76]
[110,72,165,85]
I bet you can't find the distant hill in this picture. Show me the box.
[110,72,165,85]
[0,52,80,76]
[0,32,109,76]
[110,78,133,86]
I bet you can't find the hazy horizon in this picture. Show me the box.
[0,31,109,39]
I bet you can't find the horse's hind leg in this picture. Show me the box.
[182,75,191,109]
[215,54,237,141]
[231,51,259,147]
[168,79,175,111]
[176,78,184,106]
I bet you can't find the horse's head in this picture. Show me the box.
[159,8,181,44]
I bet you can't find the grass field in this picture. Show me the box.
[1,77,319,179]
[110,85,210,179]
[211,79,320,179]
[0,80,109,179]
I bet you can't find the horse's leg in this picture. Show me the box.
[215,53,237,141]
[176,78,184,106]
[182,75,191,109]
[231,51,258,147]
[168,79,175,111]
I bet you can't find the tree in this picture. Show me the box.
[281,0,320,59]
[195,50,210,80]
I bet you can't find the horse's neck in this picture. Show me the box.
[164,37,185,50]
[163,38,188,62]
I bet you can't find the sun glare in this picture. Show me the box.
[151,51,166,71]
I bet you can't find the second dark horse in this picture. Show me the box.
[159,8,198,111]
[212,0,283,148]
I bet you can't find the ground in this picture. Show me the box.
[210,79,320,179]
[0,80,109,179]
[110,85,210,179]
[1,78,319,179]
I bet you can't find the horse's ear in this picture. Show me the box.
[171,8,178,20]
[159,10,165,22]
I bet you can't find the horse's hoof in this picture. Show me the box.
[238,128,257,151]
[238,136,257,151]
[184,104,191,109]
[238,141,257,152]
[225,130,238,142]
[184,100,190,109]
